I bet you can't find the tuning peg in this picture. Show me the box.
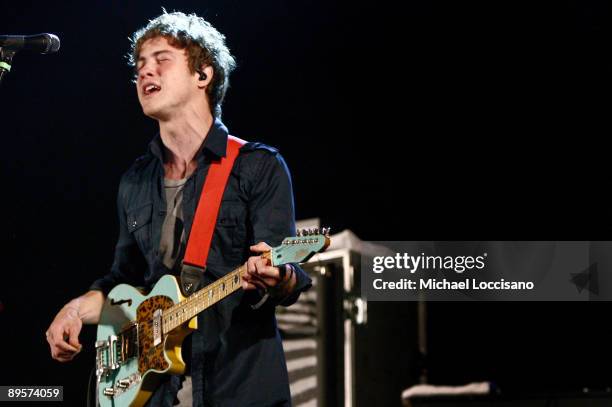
[322,227,331,236]
[296,229,302,237]
[314,227,320,235]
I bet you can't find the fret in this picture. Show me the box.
[162,265,246,335]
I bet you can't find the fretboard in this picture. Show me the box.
[162,264,247,334]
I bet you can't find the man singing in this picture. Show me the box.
[46,10,310,406]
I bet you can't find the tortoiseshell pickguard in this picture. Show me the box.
[137,295,174,374]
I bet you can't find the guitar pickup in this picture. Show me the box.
[153,309,162,346]
[119,322,139,361]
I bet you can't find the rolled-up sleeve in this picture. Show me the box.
[246,148,312,307]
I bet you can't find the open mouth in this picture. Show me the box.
[143,84,161,96]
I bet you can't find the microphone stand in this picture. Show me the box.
[0,47,16,86]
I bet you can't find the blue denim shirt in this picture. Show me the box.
[90,118,311,406]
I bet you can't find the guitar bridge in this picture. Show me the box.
[95,336,119,378]
[95,323,139,378]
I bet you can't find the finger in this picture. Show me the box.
[253,260,281,284]
[48,325,81,352]
[256,266,283,280]
[253,257,268,270]
[56,349,76,359]
[242,273,267,290]
[250,271,277,287]
[252,278,268,290]
[52,346,76,360]
[254,259,282,278]
[253,256,271,270]
[260,277,278,287]
[246,257,258,275]
[250,257,272,273]
[67,324,82,349]
[241,280,259,290]
[249,242,272,253]
[55,357,72,363]
[54,352,75,362]
[241,274,252,289]
[55,338,80,353]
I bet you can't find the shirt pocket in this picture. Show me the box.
[126,202,153,253]
[214,201,247,259]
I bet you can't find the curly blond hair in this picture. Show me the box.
[128,10,236,118]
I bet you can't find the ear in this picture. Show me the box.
[196,65,214,89]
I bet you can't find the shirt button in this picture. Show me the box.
[131,221,137,227]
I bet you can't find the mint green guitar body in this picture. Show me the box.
[96,275,195,407]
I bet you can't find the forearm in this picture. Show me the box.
[63,290,105,324]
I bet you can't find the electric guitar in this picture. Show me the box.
[94,228,330,407]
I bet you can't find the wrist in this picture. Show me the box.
[273,264,295,295]
[281,264,295,283]
[62,298,82,319]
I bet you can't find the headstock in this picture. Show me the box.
[270,227,331,266]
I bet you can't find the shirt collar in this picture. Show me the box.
[148,117,229,162]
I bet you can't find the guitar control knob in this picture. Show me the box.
[103,388,115,396]
[118,379,131,388]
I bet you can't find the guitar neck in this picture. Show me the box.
[158,230,330,335]
[162,264,247,334]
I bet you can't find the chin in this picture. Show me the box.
[141,104,166,120]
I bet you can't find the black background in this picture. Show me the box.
[1,0,611,404]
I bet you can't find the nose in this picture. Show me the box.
[138,61,155,82]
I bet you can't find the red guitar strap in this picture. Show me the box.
[182,135,246,278]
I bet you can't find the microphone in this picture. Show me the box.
[0,33,60,54]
